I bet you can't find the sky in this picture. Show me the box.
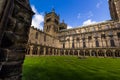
[30,0,111,30]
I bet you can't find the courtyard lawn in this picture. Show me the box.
[23,56,120,80]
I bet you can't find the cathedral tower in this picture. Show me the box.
[59,20,67,30]
[109,0,120,21]
[44,9,60,37]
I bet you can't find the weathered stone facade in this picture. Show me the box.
[0,0,34,80]
[28,0,120,57]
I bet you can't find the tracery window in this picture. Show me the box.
[35,32,38,39]
[83,42,86,48]
[63,43,65,48]
[96,40,99,47]
[101,34,106,39]
[110,39,115,47]
[46,18,51,22]
[88,36,92,41]
[76,37,80,42]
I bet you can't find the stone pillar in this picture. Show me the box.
[56,49,58,55]
[104,50,107,58]
[52,49,54,55]
[0,0,34,80]
[64,50,66,55]
[73,50,75,55]
[89,50,92,57]
[30,46,33,56]
[37,47,40,56]
[44,47,46,55]
[112,50,115,58]
[77,50,80,56]
[83,50,85,57]
[68,50,70,56]
[58,49,60,56]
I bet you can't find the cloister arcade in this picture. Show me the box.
[26,44,120,58]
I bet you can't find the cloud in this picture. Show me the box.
[82,19,96,26]
[87,11,93,18]
[77,11,93,19]
[31,5,44,30]
[96,1,102,8]
[67,25,73,29]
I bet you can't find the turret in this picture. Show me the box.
[44,9,60,37]
[59,20,67,30]
[109,0,120,21]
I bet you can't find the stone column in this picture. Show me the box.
[68,50,70,56]
[64,50,66,55]
[56,49,58,55]
[44,47,46,55]
[37,47,40,56]
[112,50,115,58]
[52,49,54,55]
[89,50,92,57]
[83,50,85,57]
[0,0,34,80]
[73,50,75,55]
[58,49,60,56]
[104,50,107,58]
[77,50,80,56]
[30,46,33,56]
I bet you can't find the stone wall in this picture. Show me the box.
[0,0,34,80]
[58,21,120,49]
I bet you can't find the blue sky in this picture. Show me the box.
[30,0,111,29]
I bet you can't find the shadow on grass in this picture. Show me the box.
[22,65,118,80]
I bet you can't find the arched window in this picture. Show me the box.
[96,40,99,47]
[46,18,51,22]
[83,42,86,48]
[110,39,115,47]
[76,37,80,42]
[63,43,65,48]
[72,42,74,48]
[35,32,38,39]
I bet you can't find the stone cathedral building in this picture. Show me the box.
[27,0,120,57]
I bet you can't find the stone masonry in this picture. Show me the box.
[0,0,34,80]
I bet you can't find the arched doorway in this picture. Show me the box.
[106,50,113,57]
[85,50,90,56]
[98,50,104,57]
[115,50,120,57]
[79,50,84,56]
[74,50,78,55]
[33,46,38,55]
[91,50,97,57]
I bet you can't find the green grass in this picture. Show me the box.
[23,56,120,80]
